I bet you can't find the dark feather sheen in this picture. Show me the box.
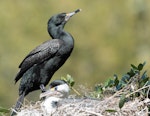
[11,9,80,116]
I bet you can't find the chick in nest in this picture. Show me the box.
[40,80,70,114]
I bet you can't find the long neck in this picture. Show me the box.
[48,24,63,39]
[48,25,74,46]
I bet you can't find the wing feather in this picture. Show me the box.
[15,39,63,83]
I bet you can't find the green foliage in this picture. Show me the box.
[0,107,9,115]
[119,94,126,109]
[61,74,75,87]
[104,75,120,88]
[91,62,150,108]
[61,74,81,96]
[105,109,117,113]
[117,62,147,90]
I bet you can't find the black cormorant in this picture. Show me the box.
[11,9,81,115]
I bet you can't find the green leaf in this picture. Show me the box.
[95,84,103,93]
[127,68,136,77]
[104,78,111,87]
[66,74,75,87]
[138,63,144,71]
[140,62,146,70]
[70,81,75,87]
[105,109,117,112]
[139,77,149,87]
[104,78,114,88]
[61,76,68,82]
[119,94,126,109]
[131,64,138,70]
[0,107,9,113]
[141,71,147,79]
[139,71,149,87]
[114,75,119,86]
[146,81,150,85]
[61,74,75,87]
[121,74,130,83]
[116,83,122,90]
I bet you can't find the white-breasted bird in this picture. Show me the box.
[40,80,70,114]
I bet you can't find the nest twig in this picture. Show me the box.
[12,94,149,116]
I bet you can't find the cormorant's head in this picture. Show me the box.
[48,9,81,27]
[47,9,81,37]
[40,80,70,99]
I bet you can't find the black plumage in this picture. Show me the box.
[11,9,81,115]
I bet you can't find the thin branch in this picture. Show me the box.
[70,86,81,96]
[126,85,150,97]
[84,110,103,116]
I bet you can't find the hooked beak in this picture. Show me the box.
[65,9,82,21]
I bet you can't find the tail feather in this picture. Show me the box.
[10,92,25,116]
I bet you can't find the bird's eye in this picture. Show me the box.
[55,15,65,26]
[55,19,62,26]
[54,86,57,91]
[52,101,58,106]
[55,22,61,26]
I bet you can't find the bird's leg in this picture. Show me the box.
[40,84,46,93]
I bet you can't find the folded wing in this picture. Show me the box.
[15,39,63,83]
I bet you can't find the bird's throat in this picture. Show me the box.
[49,26,74,46]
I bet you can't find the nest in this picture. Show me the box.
[11,63,150,115]
[12,72,150,116]
[12,94,149,116]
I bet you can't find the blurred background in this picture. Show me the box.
[0,0,150,108]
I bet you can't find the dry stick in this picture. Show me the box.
[110,76,136,98]
[145,82,150,98]
[125,82,150,116]
[126,85,150,98]
[147,87,150,98]
[83,110,103,116]
[107,81,149,105]
[70,86,81,96]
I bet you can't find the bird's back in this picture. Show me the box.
[15,39,63,83]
